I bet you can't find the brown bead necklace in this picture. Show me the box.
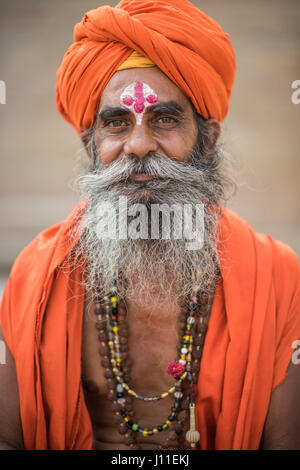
[93,275,216,450]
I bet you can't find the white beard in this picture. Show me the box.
[69,144,232,309]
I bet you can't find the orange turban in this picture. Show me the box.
[56,0,236,135]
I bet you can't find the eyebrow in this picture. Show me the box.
[98,100,185,121]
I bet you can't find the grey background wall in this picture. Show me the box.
[0,0,299,293]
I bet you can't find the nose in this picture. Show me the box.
[123,121,158,158]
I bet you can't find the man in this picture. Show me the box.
[0,0,300,450]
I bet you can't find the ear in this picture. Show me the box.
[204,118,221,150]
[80,130,93,159]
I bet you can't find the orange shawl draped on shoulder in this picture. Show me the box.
[1,204,300,450]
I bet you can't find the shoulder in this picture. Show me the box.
[220,207,299,270]
[0,203,85,353]
[10,221,64,278]
[221,205,300,329]
[219,206,300,315]
[9,202,85,285]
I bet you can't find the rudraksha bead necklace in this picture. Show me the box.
[93,275,216,450]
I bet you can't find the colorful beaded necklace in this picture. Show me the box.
[93,274,217,450]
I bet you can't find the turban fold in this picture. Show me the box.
[56,0,236,135]
[116,50,156,71]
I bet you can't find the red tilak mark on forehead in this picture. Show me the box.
[121,81,157,114]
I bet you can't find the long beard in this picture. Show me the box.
[69,141,231,309]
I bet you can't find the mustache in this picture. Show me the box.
[81,152,206,191]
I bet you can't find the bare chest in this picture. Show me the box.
[81,297,187,450]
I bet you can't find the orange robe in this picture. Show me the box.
[1,204,300,450]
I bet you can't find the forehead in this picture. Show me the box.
[99,66,191,110]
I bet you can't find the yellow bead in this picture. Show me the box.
[160,392,168,398]
[112,326,119,333]
[142,429,148,437]
[153,428,159,434]
[184,335,190,341]
[124,417,129,423]
[162,424,168,430]
[166,420,172,426]
[108,341,114,348]
[111,296,117,303]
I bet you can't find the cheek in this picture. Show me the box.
[159,132,195,162]
[95,135,123,167]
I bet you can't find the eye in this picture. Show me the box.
[106,119,128,128]
[156,116,178,126]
